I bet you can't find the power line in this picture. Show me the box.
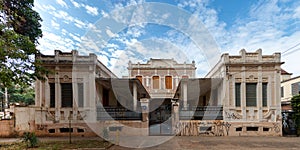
[282,48,300,57]
[281,42,300,55]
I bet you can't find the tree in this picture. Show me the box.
[0,0,45,88]
[291,94,300,134]
[8,83,35,105]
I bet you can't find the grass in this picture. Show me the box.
[0,139,112,150]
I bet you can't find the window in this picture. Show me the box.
[49,83,55,108]
[48,129,55,133]
[165,76,172,89]
[136,76,142,84]
[235,83,241,107]
[78,83,84,107]
[246,83,257,106]
[246,127,258,131]
[281,86,284,97]
[262,83,267,107]
[59,128,73,133]
[61,83,73,107]
[291,82,300,96]
[152,76,159,89]
[102,88,109,106]
[236,127,242,131]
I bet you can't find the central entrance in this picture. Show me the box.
[149,98,173,135]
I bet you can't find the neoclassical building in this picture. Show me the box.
[205,49,282,136]
[13,50,150,136]
[10,49,283,137]
[128,58,196,98]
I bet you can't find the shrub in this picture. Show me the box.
[22,132,38,148]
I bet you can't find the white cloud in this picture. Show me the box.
[106,27,118,38]
[37,31,78,54]
[293,6,300,19]
[70,0,81,8]
[84,5,99,16]
[69,33,81,42]
[61,29,67,35]
[56,0,68,8]
[51,20,60,29]
[49,10,92,29]
[101,10,109,18]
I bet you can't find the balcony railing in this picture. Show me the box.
[179,106,223,120]
[96,106,142,120]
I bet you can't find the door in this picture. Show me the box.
[149,99,172,135]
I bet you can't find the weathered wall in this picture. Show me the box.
[0,120,15,137]
[174,120,281,136]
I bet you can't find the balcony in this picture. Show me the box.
[179,106,223,120]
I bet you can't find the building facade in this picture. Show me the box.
[205,49,282,136]
[128,58,196,98]
[281,75,300,111]
[7,49,284,137]
[12,50,150,137]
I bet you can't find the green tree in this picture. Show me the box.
[291,94,300,133]
[7,83,35,105]
[0,0,45,88]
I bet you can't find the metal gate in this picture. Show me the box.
[282,111,297,136]
[149,99,172,135]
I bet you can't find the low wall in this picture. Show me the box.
[0,120,15,137]
[174,120,282,136]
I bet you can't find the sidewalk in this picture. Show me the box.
[1,136,300,149]
[109,136,300,150]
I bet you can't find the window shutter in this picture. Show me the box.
[165,76,172,89]
[246,83,257,106]
[153,76,159,89]
[235,83,241,107]
[262,83,267,107]
[50,83,55,108]
[78,83,84,107]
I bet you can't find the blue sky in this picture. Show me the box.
[33,0,300,77]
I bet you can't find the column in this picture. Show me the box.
[140,98,149,122]
[35,80,41,107]
[172,100,179,134]
[241,66,246,120]
[55,69,60,122]
[133,82,137,111]
[161,77,165,89]
[258,67,262,120]
[183,81,188,110]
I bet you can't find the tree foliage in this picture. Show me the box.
[291,94,300,130]
[0,0,45,87]
[291,94,300,113]
[7,83,35,105]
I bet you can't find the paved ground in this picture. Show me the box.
[109,136,300,150]
[1,136,300,149]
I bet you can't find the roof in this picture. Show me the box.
[96,78,151,99]
[281,68,292,75]
[174,78,223,98]
[281,75,300,83]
